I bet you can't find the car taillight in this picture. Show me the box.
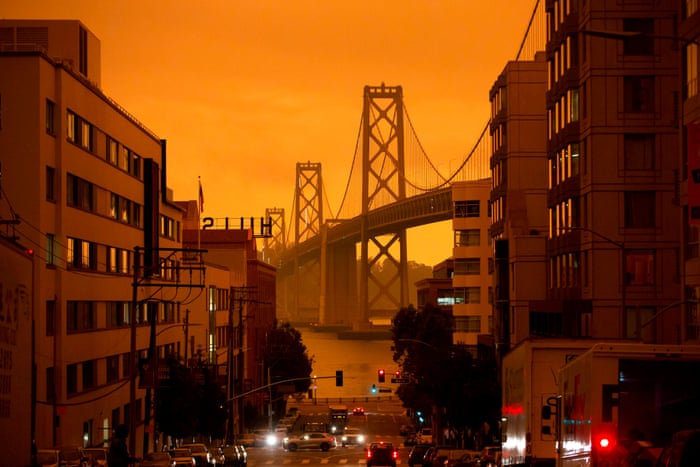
[393,450,399,459]
[366,450,372,459]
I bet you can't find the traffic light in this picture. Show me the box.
[335,370,343,386]
[371,384,377,394]
[378,368,385,383]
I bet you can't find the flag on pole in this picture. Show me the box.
[198,177,204,213]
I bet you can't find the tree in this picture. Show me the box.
[390,303,501,444]
[262,321,313,422]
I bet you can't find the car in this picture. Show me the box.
[208,446,225,465]
[141,452,175,467]
[340,427,366,447]
[283,432,337,452]
[169,448,196,467]
[236,433,255,448]
[352,406,365,415]
[417,427,433,444]
[81,447,108,466]
[252,429,273,447]
[407,443,433,467]
[221,445,247,467]
[36,449,60,467]
[57,446,85,466]
[366,441,399,467]
[181,443,210,466]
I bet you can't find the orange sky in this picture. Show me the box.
[5,1,538,266]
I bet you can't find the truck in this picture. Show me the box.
[501,338,594,467]
[329,404,349,433]
[547,342,700,466]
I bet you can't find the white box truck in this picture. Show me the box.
[501,338,593,467]
[549,343,700,467]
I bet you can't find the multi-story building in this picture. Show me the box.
[0,19,203,456]
[488,52,549,356]
[543,1,682,344]
[681,1,700,342]
[451,179,493,346]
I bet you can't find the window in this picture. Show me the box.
[455,200,480,218]
[122,354,131,379]
[454,287,480,304]
[45,166,56,202]
[107,302,130,327]
[82,360,96,390]
[66,173,94,211]
[46,99,56,135]
[454,258,480,275]
[67,111,76,142]
[624,76,654,113]
[624,134,654,170]
[66,301,96,332]
[107,138,118,165]
[688,43,698,98]
[455,316,481,333]
[625,250,655,285]
[120,146,130,172]
[530,311,563,336]
[623,18,654,56]
[67,363,78,395]
[624,191,656,228]
[437,289,454,306]
[625,306,654,340]
[67,237,96,270]
[131,153,142,178]
[46,299,56,336]
[45,233,55,266]
[455,229,480,247]
[80,119,92,151]
[107,355,120,383]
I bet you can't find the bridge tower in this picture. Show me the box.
[263,207,288,319]
[293,162,323,322]
[360,84,410,324]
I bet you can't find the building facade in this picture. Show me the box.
[488,52,549,355]
[544,0,682,343]
[0,20,201,455]
[451,180,493,346]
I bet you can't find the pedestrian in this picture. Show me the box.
[107,424,137,467]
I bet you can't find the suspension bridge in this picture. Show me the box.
[262,2,546,327]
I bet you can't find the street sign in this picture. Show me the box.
[391,377,410,383]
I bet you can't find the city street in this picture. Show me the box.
[245,398,413,465]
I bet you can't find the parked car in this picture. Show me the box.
[366,441,399,467]
[81,447,108,466]
[283,432,337,452]
[352,406,365,415]
[36,449,60,467]
[141,452,175,467]
[181,443,210,466]
[208,446,225,465]
[221,445,247,467]
[169,448,195,467]
[340,427,366,447]
[57,446,86,466]
[407,443,433,467]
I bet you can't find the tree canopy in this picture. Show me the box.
[390,303,500,440]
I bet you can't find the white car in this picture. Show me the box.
[417,427,433,444]
[283,432,337,452]
[340,427,366,447]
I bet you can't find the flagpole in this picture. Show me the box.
[197,176,203,253]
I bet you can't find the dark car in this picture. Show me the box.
[408,443,433,467]
[366,441,398,467]
[222,444,247,467]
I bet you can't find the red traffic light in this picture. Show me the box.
[378,368,385,383]
[378,369,385,375]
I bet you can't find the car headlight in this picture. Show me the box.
[358,435,365,443]
[342,436,347,441]
[266,434,277,446]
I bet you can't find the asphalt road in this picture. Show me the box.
[245,398,414,466]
